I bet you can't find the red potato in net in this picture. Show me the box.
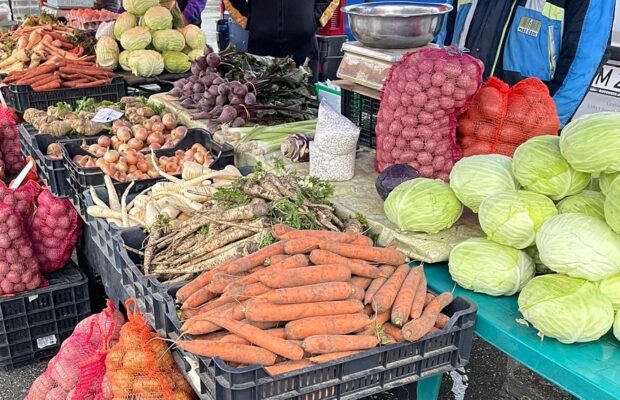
[391,147,404,160]
[394,106,407,119]
[401,93,413,107]
[402,127,417,140]
[395,137,408,149]
[382,135,396,152]
[417,58,434,73]
[411,92,427,107]
[410,137,425,152]
[399,152,418,163]
[402,114,418,128]
[419,166,435,178]
[408,106,422,115]
[417,152,433,166]
[424,99,440,113]
[389,120,404,136]
[418,112,434,125]
[427,86,441,99]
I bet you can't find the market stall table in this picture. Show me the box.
[424,264,620,400]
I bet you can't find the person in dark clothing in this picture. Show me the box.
[442,0,615,126]
[224,0,340,81]
[120,1,206,27]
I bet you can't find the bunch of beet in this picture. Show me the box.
[375,47,484,181]
[0,202,45,295]
[29,189,81,273]
[0,107,25,176]
[169,46,255,127]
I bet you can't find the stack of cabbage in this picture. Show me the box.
[95,0,207,77]
[446,112,620,344]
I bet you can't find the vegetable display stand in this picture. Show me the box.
[338,81,380,149]
[0,261,90,371]
[0,76,126,113]
[62,129,234,219]
[153,286,476,400]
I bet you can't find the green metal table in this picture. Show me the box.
[417,263,620,400]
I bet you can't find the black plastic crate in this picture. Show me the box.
[62,129,234,219]
[17,123,34,160]
[0,262,91,371]
[1,76,126,113]
[153,285,476,400]
[318,34,347,58]
[341,88,379,149]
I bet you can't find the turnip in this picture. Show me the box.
[405,82,422,96]
[402,127,417,140]
[424,99,440,113]
[401,114,418,128]
[412,92,427,108]
[431,72,447,87]
[417,152,433,166]
[418,73,432,89]
[426,87,442,99]
[418,58,434,74]
[418,112,434,126]
[388,120,403,136]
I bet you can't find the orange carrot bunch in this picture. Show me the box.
[174,225,454,376]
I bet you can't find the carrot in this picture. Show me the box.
[206,317,304,360]
[208,273,241,294]
[302,335,378,354]
[177,264,231,302]
[216,283,271,306]
[226,241,287,274]
[181,287,217,311]
[349,235,374,246]
[372,264,410,313]
[220,328,286,345]
[308,351,361,363]
[349,277,370,301]
[176,341,277,365]
[272,224,295,239]
[284,235,357,255]
[182,302,243,335]
[260,282,354,304]
[61,79,110,88]
[382,323,405,342]
[240,254,309,285]
[402,292,453,342]
[193,331,229,341]
[285,314,370,340]
[363,304,373,317]
[58,66,113,76]
[259,265,351,288]
[245,299,363,322]
[29,74,60,89]
[435,313,450,329]
[15,72,54,86]
[15,64,56,82]
[391,266,423,327]
[364,265,395,305]
[2,70,27,83]
[409,270,427,319]
[318,242,407,266]
[242,319,279,330]
[429,326,441,334]
[33,80,61,91]
[279,230,358,242]
[265,360,313,376]
[269,255,290,264]
[309,250,381,278]
[424,293,435,306]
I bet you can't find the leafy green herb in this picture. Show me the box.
[197,225,209,235]
[151,214,170,230]
[299,176,334,204]
[258,232,275,249]
[355,213,369,231]
[214,187,251,210]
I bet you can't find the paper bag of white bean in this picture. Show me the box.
[309,141,356,181]
[314,100,360,155]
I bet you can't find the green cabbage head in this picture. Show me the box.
[597,272,620,310]
[518,274,614,344]
[605,176,620,234]
[512,135,590,201]
[556,190,606,220]
[384,178,463,234]
[152,29,185,52]
[123,0,158,16]
[120,26,152,51]
[143,5,173,30]
[95,35,119,70]
[449,238,535,296]
[163,51,190,73]
[524,246,553,275]
[118,50,132,71]
[114,12,137,41]
[128,50,164,77]
[478,190,557,249]
[181,24,206,49]
[559,112,620,174]
[599,172,619,196]
[536,213,620,281]
[187,48,202,61]
[614,312,620,342]
[449,154,518,213]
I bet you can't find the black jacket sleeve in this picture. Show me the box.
[224,0,250,28]
[315,0,338,27]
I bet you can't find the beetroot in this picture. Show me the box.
[375,47,484,181]
[29,189,81,273]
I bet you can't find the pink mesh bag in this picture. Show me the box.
[25,301,126,400]
[0,180,40,222]
[0,202,45,295]
[29,189,82,273]
[375,46,484,181]
[0,106,25,176]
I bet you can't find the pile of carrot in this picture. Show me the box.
[174,224,454,376]
[2,57,114,91]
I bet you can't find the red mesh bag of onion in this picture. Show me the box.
[375,46,484,181]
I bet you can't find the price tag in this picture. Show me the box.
[28,295,38,302]
[91,108,124,123]
[36,334,57,349]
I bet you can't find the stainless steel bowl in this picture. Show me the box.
[342,2,453,49]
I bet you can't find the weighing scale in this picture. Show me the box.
[337,41,439,91]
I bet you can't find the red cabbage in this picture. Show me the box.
[376,164,420,200]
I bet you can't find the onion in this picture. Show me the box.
[116,127,132,143]
[133,126,149,142]
[165,162,179,173]
[101,163,116,176]
[149,143,161,150]
[162,113,177,130]
[98,136,111,148]
[95,147,107,157]
[95,158,105,168]
[128,165,138,173]
[170,126,187,140]
[73,155,83,164]
[103,150,120,163]
[125,152,139,165]
[85,158,97,168]
[142,120,153,131]
[116,161,128,173]
[127,138,144,151]
[112,119,127,131]
[137,160,149,173]
[152,122,165,133]
[88,144,99,153]
[110,136,121,149]
[78,156,90,167]
[149,115,162,123]
[147,132,165,145]
[118,144,129,153]
[194,152,205,164]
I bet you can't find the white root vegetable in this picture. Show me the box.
[104,175,121,211]
[121,181,134,228]
[89,186,109,209]
[87,206,142,226]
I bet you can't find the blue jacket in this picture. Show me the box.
[442,0,615,126]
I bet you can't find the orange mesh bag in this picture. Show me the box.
[105,299,196,400]
[457,77,560,157]
[25,301,125,400]
[375,46,484,181]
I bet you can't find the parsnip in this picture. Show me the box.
[87,206,141,225]
[104,175,121,211]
